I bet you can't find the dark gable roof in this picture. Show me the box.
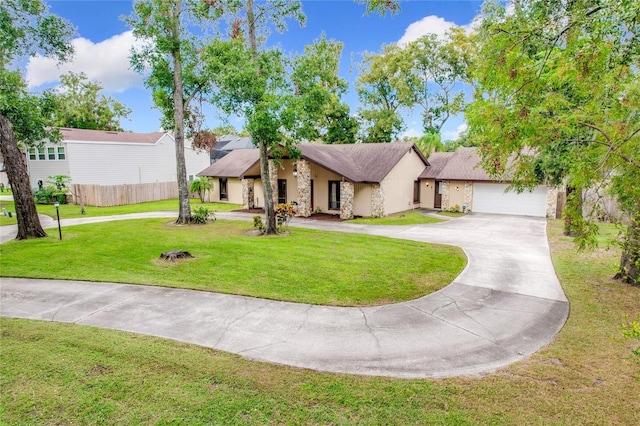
[300,142,428,183]
[419,152,455,179]
[421,147,495,181]
[198,149,259,178]
[198,142,429,183]
[59,127,166,144]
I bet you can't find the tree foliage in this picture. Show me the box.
[356,29,469,142]
[466,0,640,285]
[44,72,131,131]
[0,0,74,239]
[126,0,235,224]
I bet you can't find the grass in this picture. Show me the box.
[0,219,465,306]
[0,199,240,226]
[349,209,443,225]
[1,220,639,425]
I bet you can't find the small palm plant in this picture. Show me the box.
[189,176,212,203]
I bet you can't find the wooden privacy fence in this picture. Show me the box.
[71,182,179,207]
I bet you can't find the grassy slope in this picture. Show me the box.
[1,220,639,425]
[0,219,464,307]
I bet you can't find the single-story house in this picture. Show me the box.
[198,142,430,219]
[25,128,211,206]
[198,143,559,219]
[419,147,558,218]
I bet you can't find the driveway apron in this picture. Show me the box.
[0,213,569,378]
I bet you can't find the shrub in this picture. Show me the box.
[192,206,213,224]
[448,204,461,213]
[253,215,265,233]
[275,203,297,231]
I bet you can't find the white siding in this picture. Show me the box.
[27,135,210,188]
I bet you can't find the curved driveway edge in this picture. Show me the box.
[0,213,569,378]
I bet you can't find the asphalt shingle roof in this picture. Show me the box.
[198,142,429,183]
[59,128,166,144]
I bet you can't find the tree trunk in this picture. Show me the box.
[615,210,639,286]
[170,1,191,224]
[258,139,277,234]
[246,0,276,234]
[0,115,47,239]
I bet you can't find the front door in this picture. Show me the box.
[434,180,443,209]
[310,180,314,210]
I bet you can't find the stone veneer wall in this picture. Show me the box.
[296,160,311,217]
[371,184,385,218]
[441,181,450,210]
[241,178,255,209]
[340,181,354,219]
[268,159,278,206]
[464,181,473,212]
[546,187,559,218]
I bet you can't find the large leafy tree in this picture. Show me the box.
[466,0,640,285]
[206,31,348,234]
[0,0,74,240]
[126,0,235,224]
[356,29,469,142]
[356,44,406,142]
[44,72,131,131]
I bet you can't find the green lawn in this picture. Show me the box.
[349,209,443,225]
[0,218,465,306]
[1,220,638,424]
[0,199,240,226]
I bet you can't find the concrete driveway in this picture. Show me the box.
[0,212,568,378]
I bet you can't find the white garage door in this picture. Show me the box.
[473,183,548,217]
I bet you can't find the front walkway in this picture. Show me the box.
[0,212,568,378]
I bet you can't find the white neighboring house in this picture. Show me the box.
[26,128,211,189]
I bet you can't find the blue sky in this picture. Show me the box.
[28,0,483,139]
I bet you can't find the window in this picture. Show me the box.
[413,180,420,203]
[57,147,65,160]
[277,179,287,204]
[219,178,228,200]
[328,180,341,210]
[28,148,36,161]
[37,147,45,160]
[47,147,56,160]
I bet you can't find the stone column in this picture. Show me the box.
[441,181,450,210]
[371,183,385,218]
[242,178,255,209]
[463,181,473,212]
[340,181,354,220]
[546,186,559,218]
[268,159,279,207]
[295,160,311,217]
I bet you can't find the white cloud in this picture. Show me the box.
[26,31,144,93]
[401,128,422,139]
[442,123,468,141]
[397,15,472,46]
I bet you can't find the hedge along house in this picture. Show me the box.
[419,147,559,218]
[197,142,430,219]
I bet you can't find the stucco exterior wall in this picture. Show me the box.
[381,149,426,216]
[353,183,373,217]
[446,180,467,211]
[420,178,436,209]
[308,163,342,214]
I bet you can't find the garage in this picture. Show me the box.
[472,183,548,217]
